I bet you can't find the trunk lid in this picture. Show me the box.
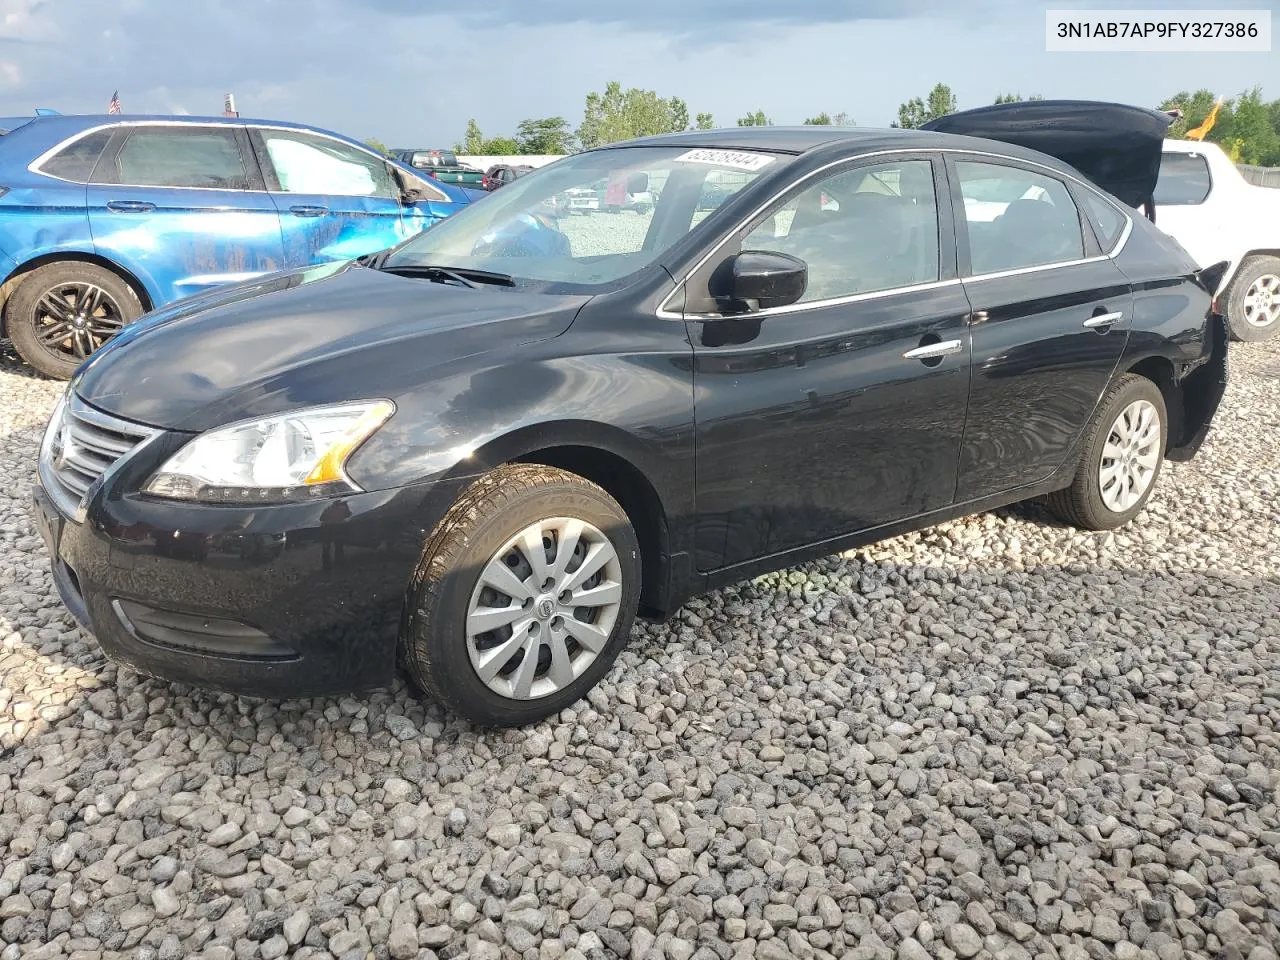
[923,100,1173,209]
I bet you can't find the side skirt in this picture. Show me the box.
[648,462,1079,618]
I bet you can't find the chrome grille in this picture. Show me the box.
[39,393,159,516]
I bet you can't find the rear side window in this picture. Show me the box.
[1154,152,1211,205]
[104,128,250,189]
[1079,190,1128,252]
[40,129,112,182]
[955,161,1084,274]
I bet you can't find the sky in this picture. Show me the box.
[0,0,1275,147]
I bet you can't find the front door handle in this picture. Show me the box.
[1083,311,1124,329]
[105,200,156,213]
[903,338,964,361]
[289,205,328,217]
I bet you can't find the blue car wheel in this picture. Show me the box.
[7,261,144,379]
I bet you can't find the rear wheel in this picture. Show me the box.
[1046,374,1167,531]
[402,464,641,727]
[7,262,144,379]
[1225,255,1280,342]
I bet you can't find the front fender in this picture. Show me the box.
[346,346,695,522]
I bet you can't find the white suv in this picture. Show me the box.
[1154,140,1280,342]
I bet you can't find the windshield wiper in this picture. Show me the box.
[382,264,516,288]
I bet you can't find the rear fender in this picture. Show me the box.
[1194,260,1230,301]
[1167,311,1228,463]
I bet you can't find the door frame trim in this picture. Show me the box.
[657,146,1135,321]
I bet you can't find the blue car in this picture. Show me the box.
[0,112,473,377]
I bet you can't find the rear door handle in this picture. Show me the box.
[289,205,328,217]
[903,338,965,361]
[1083,311,1124,329]
[105,200,155,213]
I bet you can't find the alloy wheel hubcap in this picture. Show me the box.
[33,282,125,360]
[466,517,623,701]
[1099,399,1161,513]
[1243,274,1280,328]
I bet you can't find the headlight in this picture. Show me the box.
[144,401,394,504]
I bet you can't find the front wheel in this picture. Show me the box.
[1225,255,1280,342]
[6,261,144,379]
[402,464,641,727]
[1046,374,1167,531]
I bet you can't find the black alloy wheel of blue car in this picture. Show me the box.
[7,261,143,379]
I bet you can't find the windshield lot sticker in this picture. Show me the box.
[674,149,775,171]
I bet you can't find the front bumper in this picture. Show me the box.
[33,472,472,699]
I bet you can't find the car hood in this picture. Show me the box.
[75,261,586,432]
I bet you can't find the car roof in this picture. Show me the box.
[1162,138,1219,154]
[0,113,369,158]
[605,126,1093,180]
[14,113,323,131]
[614,126,911,154]
[0,114,475,204]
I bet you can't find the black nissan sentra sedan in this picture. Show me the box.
[34,101,1228,726]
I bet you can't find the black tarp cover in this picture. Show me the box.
[922,100,1173,209]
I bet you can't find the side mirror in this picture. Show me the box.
[393,167,434,205]
[726,250,807,312]
[401,183,434,205]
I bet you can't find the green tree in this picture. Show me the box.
[1231,86,1280,165]
[454,119,520,155]
[669,97,690,135]
[695,112,715,130]
[737,109,770,126]
[577,81,692,148]
[481,136,520,155]
[515,117,574,154]
[456,118,486,154]
[994,93,1044,104]
[893,83,957,129]
[363,138,391,156]
[1156,86,1280,162]
[804,111,852,125]
[1159,89,1223,140]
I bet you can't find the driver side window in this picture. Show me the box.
[256,129,398,199]
[742,159,941,302]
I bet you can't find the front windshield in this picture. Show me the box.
[384,145,780,288]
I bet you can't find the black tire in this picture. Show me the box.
[402,464,641,727]
[1046,374,1167,531]
[6,261,144,379]
[1224,255,1280,343]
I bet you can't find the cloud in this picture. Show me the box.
[359,0,961,31]
[0,0,1272,147]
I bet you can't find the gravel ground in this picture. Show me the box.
[1,338,1278,960]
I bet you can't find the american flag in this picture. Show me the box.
[107,90,121,115]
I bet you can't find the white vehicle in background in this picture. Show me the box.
[1155,140,1280,342]
[562,187,601,215]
